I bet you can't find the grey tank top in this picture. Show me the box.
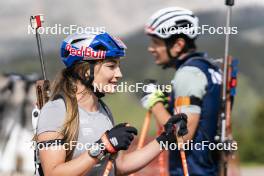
[37,99,115,176]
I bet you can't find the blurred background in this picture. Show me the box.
[0,0,263,175]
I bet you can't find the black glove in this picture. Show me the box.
[165,113,188,136]
[156,113,188,145]
[98,123,138,154]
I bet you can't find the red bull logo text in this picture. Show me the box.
[65,44,106,59]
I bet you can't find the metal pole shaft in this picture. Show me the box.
[222,6,232,101]
[36,30,47,80]
[221,0,234,143]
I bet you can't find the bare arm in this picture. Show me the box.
[181,112,200,141]
[115,140,162,175]
[38,132,98,176]
[151,102,171,125]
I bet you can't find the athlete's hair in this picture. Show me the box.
[50,61,91,160]
[165,34,197,54]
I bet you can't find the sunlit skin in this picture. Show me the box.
[148,36,170,65]
[148,35,190,67]
[76,59,122,112]
[93,59,122,93]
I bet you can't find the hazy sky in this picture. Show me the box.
[0,0,263,61]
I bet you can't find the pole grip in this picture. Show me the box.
[30,15,44,29]
[225,0,234,6]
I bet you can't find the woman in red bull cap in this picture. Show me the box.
[34,31,186,176]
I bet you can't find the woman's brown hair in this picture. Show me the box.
[49,61,91,161]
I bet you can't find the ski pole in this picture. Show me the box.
[30,14,47,80]
[221,0,234,142]
[177,136,189,176]
[137,111,152,149]
[175,107,189,176]
[218,1,235,176]
[30,15,50,176]
[156,120,167,176]
[129,111,151,176]
[30,15,50,109]
[138,111,167,176]
[102,154,117,176]
[103,122,133,176]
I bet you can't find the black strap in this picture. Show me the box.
[70,62,94,88]
[180,54,220,71]
[88,62,95,85]
[38,164,44,176]
[98,99,117,174]
[52,94,65,101]
[190,95,202,107]
[99,99,115,126]
[70,64,105,98]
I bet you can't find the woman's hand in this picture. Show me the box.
[98,123,138,154]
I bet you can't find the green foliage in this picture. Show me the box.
[104,91,157,136]
[236,99,264,163]
[250,102,264,163]
[232,75,259,128]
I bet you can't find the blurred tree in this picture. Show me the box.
[236,99,264,164]
[251,100,264,163]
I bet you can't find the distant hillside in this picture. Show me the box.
[1,6,263,93]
